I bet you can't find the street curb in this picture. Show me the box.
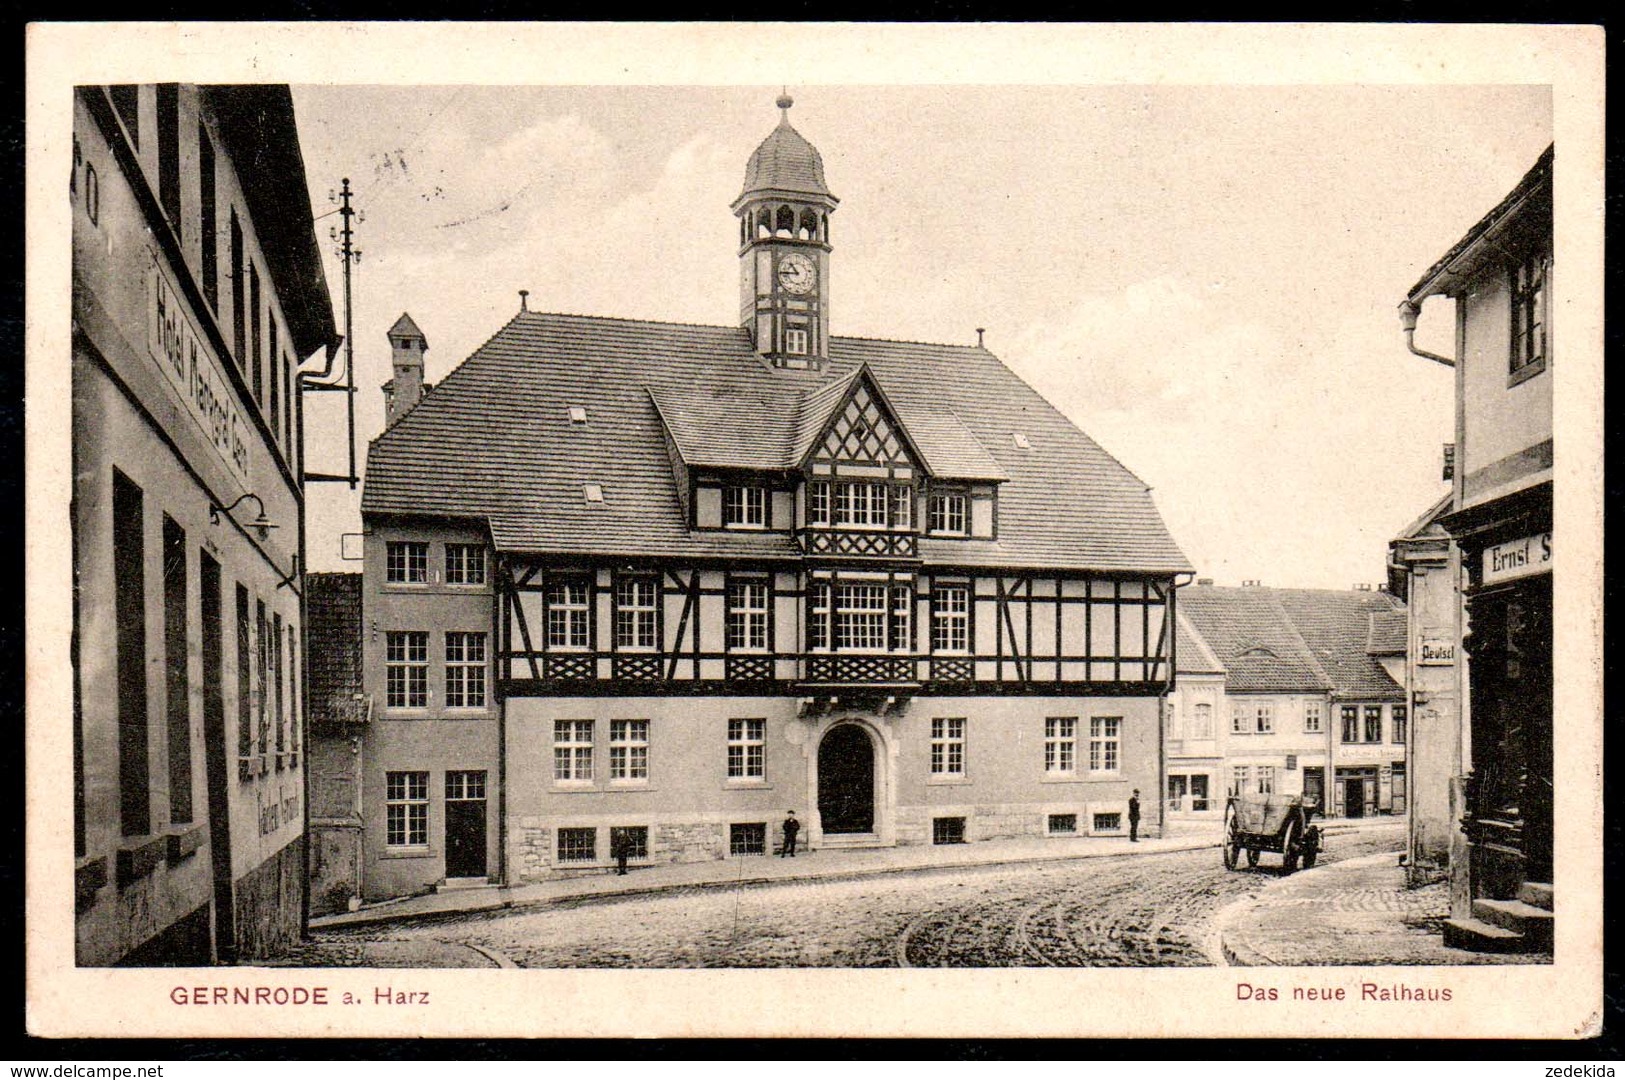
[459,940,519,969]
[1211,851,1403,967]
[313,836,1221,932]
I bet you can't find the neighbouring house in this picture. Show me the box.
[1399,143,1553,953]
[347,95,1192,898]
[72,84,335,964]
[305,572,368,916]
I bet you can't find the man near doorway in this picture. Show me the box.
[781,811,800,857]
[1129,790,1141,842]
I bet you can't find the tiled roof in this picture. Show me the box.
[1407,143,1552,303]
[742,115,832,199]
[1366,608,1408,656]
[1393,490,1454,543]
[362,311,1191,573]
[1174,609,1225,675]
[1178,586,1331,694]
[306,573,366,726]
[1270,588,1407,700]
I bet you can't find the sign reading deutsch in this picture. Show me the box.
[1483,532,1552,586]
[1419,637,1457,665]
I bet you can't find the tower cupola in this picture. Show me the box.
[383,312,428,427]
[732,94,838,369]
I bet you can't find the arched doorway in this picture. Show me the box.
[817,724,875,834]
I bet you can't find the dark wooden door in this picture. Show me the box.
[445,792,487,878]
[1344,778,1365,818]
[818,725,874,833]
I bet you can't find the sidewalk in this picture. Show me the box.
[313,821,1225,932]
[1215,850,1545,966]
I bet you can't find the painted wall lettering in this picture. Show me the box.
[147,252,251,484]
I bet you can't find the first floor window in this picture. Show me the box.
[727,580,770,651]
[554,719,593,781]
[609,719,649,781]
[889,584,913,651]
[1255,766,1277,795]
[444,631,487,708]
[1254,702,1274,734]
[834,583,887,650]
[386,631,429,708]
[1231,702,1249,734]
[927,492,967,535]
[1304,701,1323,733]
[1044,716,1077,774]
[834,482,886,527]
[386,540,428,584]
[808,582,831,650]
[1229,765,1250,797]
[1189,702,1213,739]
[930,584,969,652]
[890,485,914,530]
[445,543,486,585]
[1510,249,1548,376]
[557,827,596,863]
[730,823,766,856]
[1340,705,1359,743]
[807,481,830,526]
[1364,705,1383,744]
[615,576,658,649]
[930,717,965,776]
[1088,717,1120,774]
[385,771,429,848]
[1392,705,1408,744]
[728,718,765,779]
[723,485,766,527]
[547,578,591,649]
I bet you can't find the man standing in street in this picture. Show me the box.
[1129,789,1141,843]
[781,811,800,857]
[611,829,630,875]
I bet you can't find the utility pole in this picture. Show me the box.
[303,177,363,487]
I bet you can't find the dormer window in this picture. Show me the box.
[928,493,968,536]
[723,485,766,528]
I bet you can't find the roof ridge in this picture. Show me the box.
[520,309,745,334]
[833,332,987,351]
[1265,590,1336,691]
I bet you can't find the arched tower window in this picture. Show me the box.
[822,213,830,244]
[775,205,795,236]
[756,207,772,239]
[740,215,748,245]
[799,208,817,241]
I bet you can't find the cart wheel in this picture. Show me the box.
[1246,847,1260,868]
[1223,808,1239,870]
[1282,817,1302,874]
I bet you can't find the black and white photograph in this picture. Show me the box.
[27,22,1604,1040]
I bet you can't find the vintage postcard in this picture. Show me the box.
[25,22,1605,1039]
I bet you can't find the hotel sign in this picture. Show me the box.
[1483,532,1552,586]
[1419,637,1457,666]
[147,253,251,485]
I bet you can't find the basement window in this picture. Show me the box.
[568,406,587,424]
[932,816,966,845]
[1048,813,1078,835]
[583,484,604,503]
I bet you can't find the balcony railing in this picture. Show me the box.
[801,653,918,685]
[798,527,917,558]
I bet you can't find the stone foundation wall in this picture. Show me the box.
[512,818,732,882]
[233,834,304,960]
[894,803,1160,846]
[308,823,362,917]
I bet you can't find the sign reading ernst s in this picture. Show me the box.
[147,252,251,484]
[1483,532,1552,586]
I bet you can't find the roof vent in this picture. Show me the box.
[1196,578,1213,586]
[1242,579,1262,587]
[1012,432,1031,450]
[568,406,587,424]
[583,483,604,503]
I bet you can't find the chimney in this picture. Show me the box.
[1196,578,1213,586]
[383,313,428,427]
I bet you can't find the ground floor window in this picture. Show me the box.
[933,816,966,845]
[385,771,429,848]
[557,827,596,863]
[1048,813,1077,835]
[1228,765,1250,797]
[1168,773,1210,812]
[1255,766,1277,795]
[727,718,766,779]
[730,823,767,856]
[609,825,648,860]
[1093,812,1122,833]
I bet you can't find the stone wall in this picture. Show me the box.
[308,824,362,917]
[511,819,729,882]
[894,803,1159,846]
[233,834,304,960]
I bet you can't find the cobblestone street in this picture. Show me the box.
[296,826,1416,968]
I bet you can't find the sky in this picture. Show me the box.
[290,83,1551,587]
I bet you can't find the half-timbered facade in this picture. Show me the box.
[354,97,1191,895]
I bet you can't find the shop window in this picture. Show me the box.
[933,817,966,845]
[730,823,767,856]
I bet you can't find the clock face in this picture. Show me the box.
[778,252,816,295]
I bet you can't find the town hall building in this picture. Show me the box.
[346,96,1192,897]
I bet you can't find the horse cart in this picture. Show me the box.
[1222,794,1321,873]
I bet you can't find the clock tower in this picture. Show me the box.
[733,94,838,369]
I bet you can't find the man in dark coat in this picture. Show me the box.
[1128,790,1141,842]
[781,811,800,857]
[611,830,630,875]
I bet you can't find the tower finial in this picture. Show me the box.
[518,289,529,312]
[776,89,794,116]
